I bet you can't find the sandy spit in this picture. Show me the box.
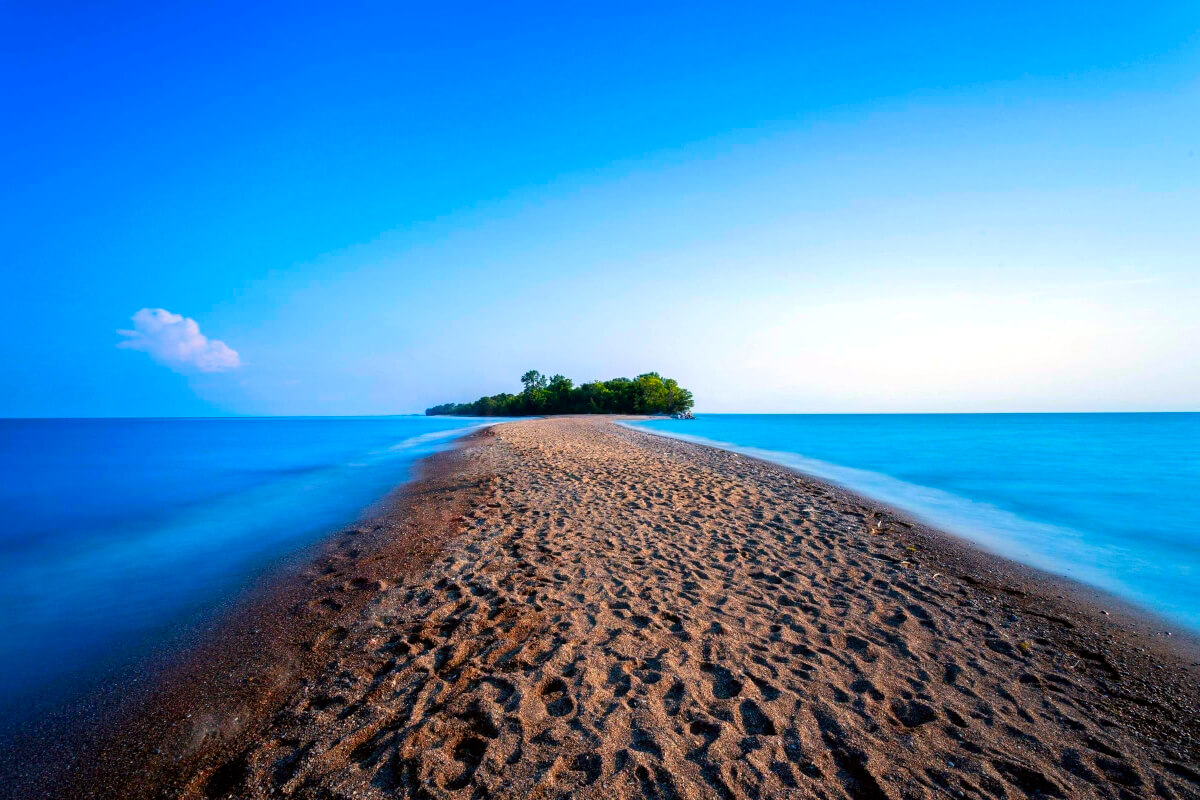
[49,418,1200,799]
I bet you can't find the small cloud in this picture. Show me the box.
[117,308,242,373]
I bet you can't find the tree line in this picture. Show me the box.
[425,370,694,416]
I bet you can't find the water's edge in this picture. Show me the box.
[0,418,504,735]
[620,420,1199,636]
[2,423,504,796]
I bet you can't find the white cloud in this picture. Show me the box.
[117,308,242,373]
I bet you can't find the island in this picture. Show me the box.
[425,370,694,416]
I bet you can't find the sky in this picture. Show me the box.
[2,1,1198,416]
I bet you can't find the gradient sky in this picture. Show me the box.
[3,2,1198,416]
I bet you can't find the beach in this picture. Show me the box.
[47,417,1200,799]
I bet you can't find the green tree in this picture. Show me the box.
[521,370,547,392]
[577,380,612,413]
[547,374,573,410]
[635,372,669,413]
[426,370,693,417]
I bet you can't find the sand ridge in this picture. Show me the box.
[71,418,1200,798]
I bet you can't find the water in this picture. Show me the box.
[0,416,500,724]
[628,413,1200,632]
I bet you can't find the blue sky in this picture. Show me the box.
[2,2,1198,415]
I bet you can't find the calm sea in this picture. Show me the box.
[629,413,1200,632]
[0,416,498,726]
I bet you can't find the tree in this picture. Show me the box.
[603,377,636,413]
[547,374,574,410]
[635,372,669,413]
[521,370,547,393]
[426,370,694,417]
[577,380,612,413]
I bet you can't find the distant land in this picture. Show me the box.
[425,370,694,416]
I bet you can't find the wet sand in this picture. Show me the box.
[48,418,1200,798]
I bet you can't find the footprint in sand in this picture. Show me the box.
[701,662,744,699]
[540,677,575,717]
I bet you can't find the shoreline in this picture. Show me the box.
[620,420,1200,649]
[28,418,1200,798]
[11,426,504,799]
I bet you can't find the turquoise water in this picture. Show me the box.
[0,416,500,725]
[629,414,1200,632]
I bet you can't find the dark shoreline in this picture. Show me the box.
[15,417,1200,798]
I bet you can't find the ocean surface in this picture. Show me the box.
[629,413,1200,632]
[0,416,499,725]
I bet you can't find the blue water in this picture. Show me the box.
[629,414,1200,632]
[0,416,500,722]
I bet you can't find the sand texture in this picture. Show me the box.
[62,418,1200,799]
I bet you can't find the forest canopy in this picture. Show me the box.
[425,371,694,417]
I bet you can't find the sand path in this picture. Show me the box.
[92,418,1200,799]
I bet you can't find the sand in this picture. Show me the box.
[46,418,1200,799]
